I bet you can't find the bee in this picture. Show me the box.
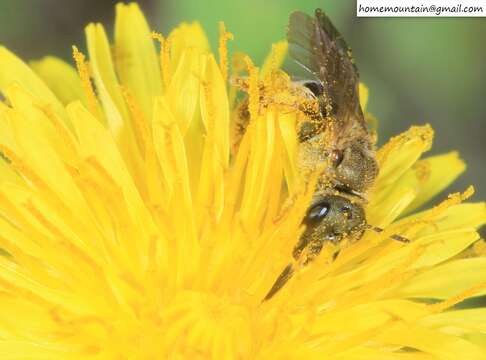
[263,9,408,301]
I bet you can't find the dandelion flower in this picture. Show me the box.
[0,3,485,359]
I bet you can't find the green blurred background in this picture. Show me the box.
[1,0,485,206]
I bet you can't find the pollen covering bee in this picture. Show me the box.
[263,9,408,301]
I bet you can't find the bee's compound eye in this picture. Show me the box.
[303,81,324,97]
[306,201,330,223]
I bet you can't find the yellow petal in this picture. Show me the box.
[114,3,162,118]
[200,54,230,166]
[85,22,128,134]
[375,322,486,360]
[398,258,486,299]
[166,48,204,135]
[30,56,86,106]
[278,112,299,194]
[403,151,466,214]
[359,82,369,111]
[0,47,68,124]
[375,125,434,189]
[420,308,486,333]
[5,84,78,167]
[168,22,210,69]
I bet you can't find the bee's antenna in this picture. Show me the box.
[262,263,294,302]
[366,224,410,243]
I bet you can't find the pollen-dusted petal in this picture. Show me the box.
[30,56,87,106]
[368,125,435,224]
[396,202,486,239]
[114,3,162,119]
[403,151,466,214]
[410,229,480,268]
[375,124,434,189]
[397,258,486,299]
[0,47,67,124]
[359,230,479,283]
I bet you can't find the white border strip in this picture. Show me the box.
[357,0,486,17]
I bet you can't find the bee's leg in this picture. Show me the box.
[262,264,294,301]
[332,249,341,261]
[366,225,410,243]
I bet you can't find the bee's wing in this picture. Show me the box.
[287,9,364,131]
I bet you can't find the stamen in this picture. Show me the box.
[151,32,172,88]
[243,56,260,121]
[72,46,99,117]
[261,40,288,78]
[218,22,233,83]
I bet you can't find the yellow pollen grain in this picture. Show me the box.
[429,282,486,313]
[72,46,99,117]
[151,32,172,88]
[218,22,233,83]
[244,56,260,121]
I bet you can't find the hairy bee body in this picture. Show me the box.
[263,9,383,301]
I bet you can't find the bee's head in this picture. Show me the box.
[293,194,366,258]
